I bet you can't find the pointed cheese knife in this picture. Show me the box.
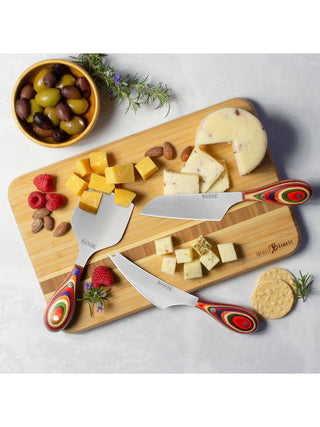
[140,179,312,221]
[110,251,259,334]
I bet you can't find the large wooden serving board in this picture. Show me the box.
[9,98,300,333]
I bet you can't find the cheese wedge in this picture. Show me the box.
[163,170,199,195]
[206,159,230,193]
[195,107,267,176]
[181,148,224,192]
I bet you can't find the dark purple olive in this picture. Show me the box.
[51,63,70,77]
[52,129,68,143]
[43,72,57,88]
[61,85,82,99]
[33,112,54,130]
[56,101,71,121]
[15,98,30,119]
[76,77,91,98]
[19,84,34,100]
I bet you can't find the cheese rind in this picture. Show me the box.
[163,170,199,195]
[181,148,224,192]
[195,107,267,176]
[114,188,136,207]
[135,156,158,180]
[88,173,115,194]
[105,163,135,184]
[65,173,88,196]
[155,236,174,255]
[175,247,193,264]
[206,159,230,193]
[161,255,177,275]
[200,249,220,271]
[217,243,237,263]
[79,191,103,214]
[89,152,108,175]
[184,259,202,280]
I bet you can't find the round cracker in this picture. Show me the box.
[251,279,294,319]
[257,267,296,293]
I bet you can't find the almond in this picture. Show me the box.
[43,215,54,231]
[145,146,163,158]
[53,221,71,237]
[180,145,193,162]
[32,218,44,234]
[163,141,175,160]
[32,207,50,219]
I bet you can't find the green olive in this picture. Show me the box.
[33,68,51,92]
[56,74,76,89]
[66,98,89,115]
[26,99,43,123]
[35,88,61,108]
[60,116,86,135]
[44,107,60,127]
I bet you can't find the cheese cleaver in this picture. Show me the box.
[110,251,259,334]
[140,179,312,221]
[44,192,134,332]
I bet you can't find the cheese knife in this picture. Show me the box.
[140,179,312,221]
[110,251,259,334]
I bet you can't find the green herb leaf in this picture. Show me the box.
[77,282,111,317]
[293,271,313,302]
[72,53,171,116]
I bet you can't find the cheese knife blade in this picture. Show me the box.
[140,179,312,221]
[110,251,259,334]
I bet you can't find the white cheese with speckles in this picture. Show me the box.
[155,236,174,255]
[184,259,203,280]
[206,159,229,193]
[163,170,199,195]
[200,249,220,271]
[161,255,177,275]
[217,243,237,263]
[195,107,267,176]
[180,148,224,192]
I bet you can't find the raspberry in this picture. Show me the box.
[33,174,55,192]
[92,266,113,288]
[28,191,46,209]
[45,193,65,211]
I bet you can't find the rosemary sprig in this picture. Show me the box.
[77,282,111,317]
[293,271,313,302]
[73,53,171,115]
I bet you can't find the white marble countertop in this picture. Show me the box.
[1,53,319,374]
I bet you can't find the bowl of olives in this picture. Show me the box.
[12,59,100,148]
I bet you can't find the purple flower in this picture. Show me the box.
[113,72,121,85]
[85,282,92,291]
[97,303,103,313]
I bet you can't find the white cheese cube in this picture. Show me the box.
[155,235,174,255]
[181,148,224,193]
[175,247,193,263]
[217,243,237,263]
[161,255,177,275]
[206,160,230,193]
[184,259,203,280]
[192,235,212,256]
[200,249,220,271]
[163,170,199,195]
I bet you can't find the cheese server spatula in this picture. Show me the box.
[44,193,134,332]
[110,252,259,334]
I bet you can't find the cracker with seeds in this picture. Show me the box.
[257,267,296,294]
[251,279,294,319]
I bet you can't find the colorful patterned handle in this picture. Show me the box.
[44,265,83,332]
[196,299,259,334]
[242,179,312,206]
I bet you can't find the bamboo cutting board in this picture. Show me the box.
[8,98,300,333]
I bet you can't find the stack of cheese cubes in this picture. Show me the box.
[155,235,238,280]
[65,151,159,214]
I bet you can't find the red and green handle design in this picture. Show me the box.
[44,265,83,332]
[196,299,259,333]
[242,179,312,206]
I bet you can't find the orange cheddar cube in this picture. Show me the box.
[105,163,135,184]
[89,151,108,175]
[76,158,92,177]
[65,173,88,196]
[135,156,158,180]
[79,191,103,214]
[114,188,136,207]
[88,173,115,194]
